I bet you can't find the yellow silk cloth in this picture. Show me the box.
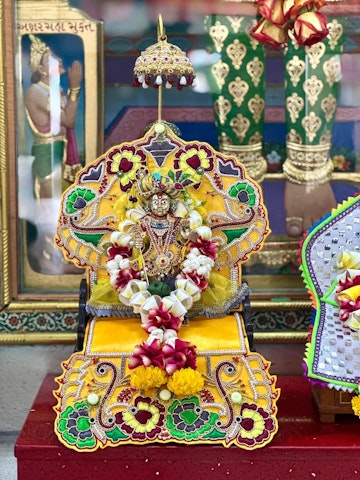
[85,313,248,356]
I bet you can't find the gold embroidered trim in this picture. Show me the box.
[283,142,333,185]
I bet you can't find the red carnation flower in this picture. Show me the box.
[142,302,182,334]
[113,267,141,291]
[180,270,208,292]
[107,244,132,261]
[163,339,197,375]
[189,236,218,260]
[128,339,165,370]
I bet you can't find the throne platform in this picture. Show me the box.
[15,373,360,480]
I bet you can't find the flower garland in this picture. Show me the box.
[106,199,218,395]
[334,250,360,331]
[333,250,360,418]
[252,0,329,48]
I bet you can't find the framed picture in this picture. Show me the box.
[0,0,103,315]
[0,0,359,342]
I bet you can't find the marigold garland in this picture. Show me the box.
[351,394,360,417]
[130,365,168,390]
[167,368,205,397]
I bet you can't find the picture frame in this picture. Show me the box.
[1,0,103,308]
[0,0,359,344]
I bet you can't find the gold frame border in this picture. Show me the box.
[0,0,105,312]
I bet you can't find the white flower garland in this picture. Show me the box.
[106,205,217,347]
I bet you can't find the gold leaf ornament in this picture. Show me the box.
[305,42,326,69]
[323,56,342,88]
[327,19,344,51]
[248,94,265,124]
[286,55,306,87]
[286,93,305,124]
[321,94,337,123]
[226,39,247,70]
[302,112,322,142]
[228,77,249,107]
[209,21,229,52]
[226,16,244,34]
[246,57,264,88]
[303,75,323,106]
[214,96,232,125]
[211,60,230,90]
[230,113,251,142]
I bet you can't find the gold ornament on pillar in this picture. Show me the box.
[228,77,249,108]
[214,96,232,125]
[303,75,324,106]
[286,93,305,124]
[305,42,326,69]
[286,55,306,87]
[226,39,247,70]
[208,20,229,52]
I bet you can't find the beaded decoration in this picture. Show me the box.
[301,194,360,394]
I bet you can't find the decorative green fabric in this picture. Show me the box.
[205,15,267,181]
[284,17,345,146]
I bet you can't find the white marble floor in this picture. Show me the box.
[0,432,17,480]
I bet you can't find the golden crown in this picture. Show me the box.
[29,34,49,72]
[136,172,182,201]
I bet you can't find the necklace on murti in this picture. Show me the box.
[142,215,180,275]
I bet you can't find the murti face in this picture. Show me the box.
[150,193,171,217]
[40,50,66,77]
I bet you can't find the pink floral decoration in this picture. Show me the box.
[163,339,197,375]
[128,339,165,370]
[189,236,218,260]
[142,303,183,334]
[180,270,208,292]
[113,267,141,291]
